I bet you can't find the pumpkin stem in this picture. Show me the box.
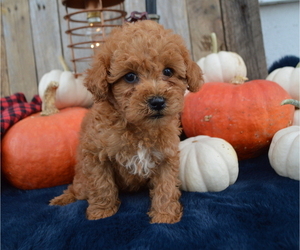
[41,81,60,116]
[230,76,248,85]
[211,32,218,53]
[59,55,70,71]
[281,99,300,109]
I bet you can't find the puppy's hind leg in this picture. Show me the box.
[49,184,77,206]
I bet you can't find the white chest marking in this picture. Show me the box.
[120,144,164,177]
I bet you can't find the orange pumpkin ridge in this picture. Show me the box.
[181,80,294,160]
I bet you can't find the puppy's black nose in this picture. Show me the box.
[148,96,166,111]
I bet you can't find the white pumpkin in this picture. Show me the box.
[294,110,300,126]
[268,126,300,181]
[38,70,93,109]
[179,135,239,192]
[197,33,247,83]
[266,65,300,101]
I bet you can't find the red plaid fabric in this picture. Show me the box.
[1,93,42,136]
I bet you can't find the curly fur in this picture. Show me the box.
[50,20,203,224]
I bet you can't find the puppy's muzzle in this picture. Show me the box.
[148,96,166,111]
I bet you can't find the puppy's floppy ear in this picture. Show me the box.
[84,58,109,102]
[186,59,204,93]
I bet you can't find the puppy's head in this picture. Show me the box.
[85,20,203,125]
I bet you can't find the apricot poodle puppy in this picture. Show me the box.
[50,20,203,224]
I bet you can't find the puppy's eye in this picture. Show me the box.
[124,72,139,84]
[162,68,173,77]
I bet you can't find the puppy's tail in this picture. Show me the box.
[49,185,77,206]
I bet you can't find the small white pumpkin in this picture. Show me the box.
[179,135,239,192]
[39,70,93,109]
[268,126,300,181]
[266,64,300,101]
[293,110,300,126]
[197,33,247,83]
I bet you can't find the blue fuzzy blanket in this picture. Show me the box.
[1,154,299,250]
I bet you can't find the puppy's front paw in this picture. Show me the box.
[149,211,182,224]
[49,193,76,206]
[86,205,119,220]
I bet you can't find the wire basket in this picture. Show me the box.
[61,0,127,76]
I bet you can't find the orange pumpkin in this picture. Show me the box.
[181,79,294,160]
[1,107,88,189]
